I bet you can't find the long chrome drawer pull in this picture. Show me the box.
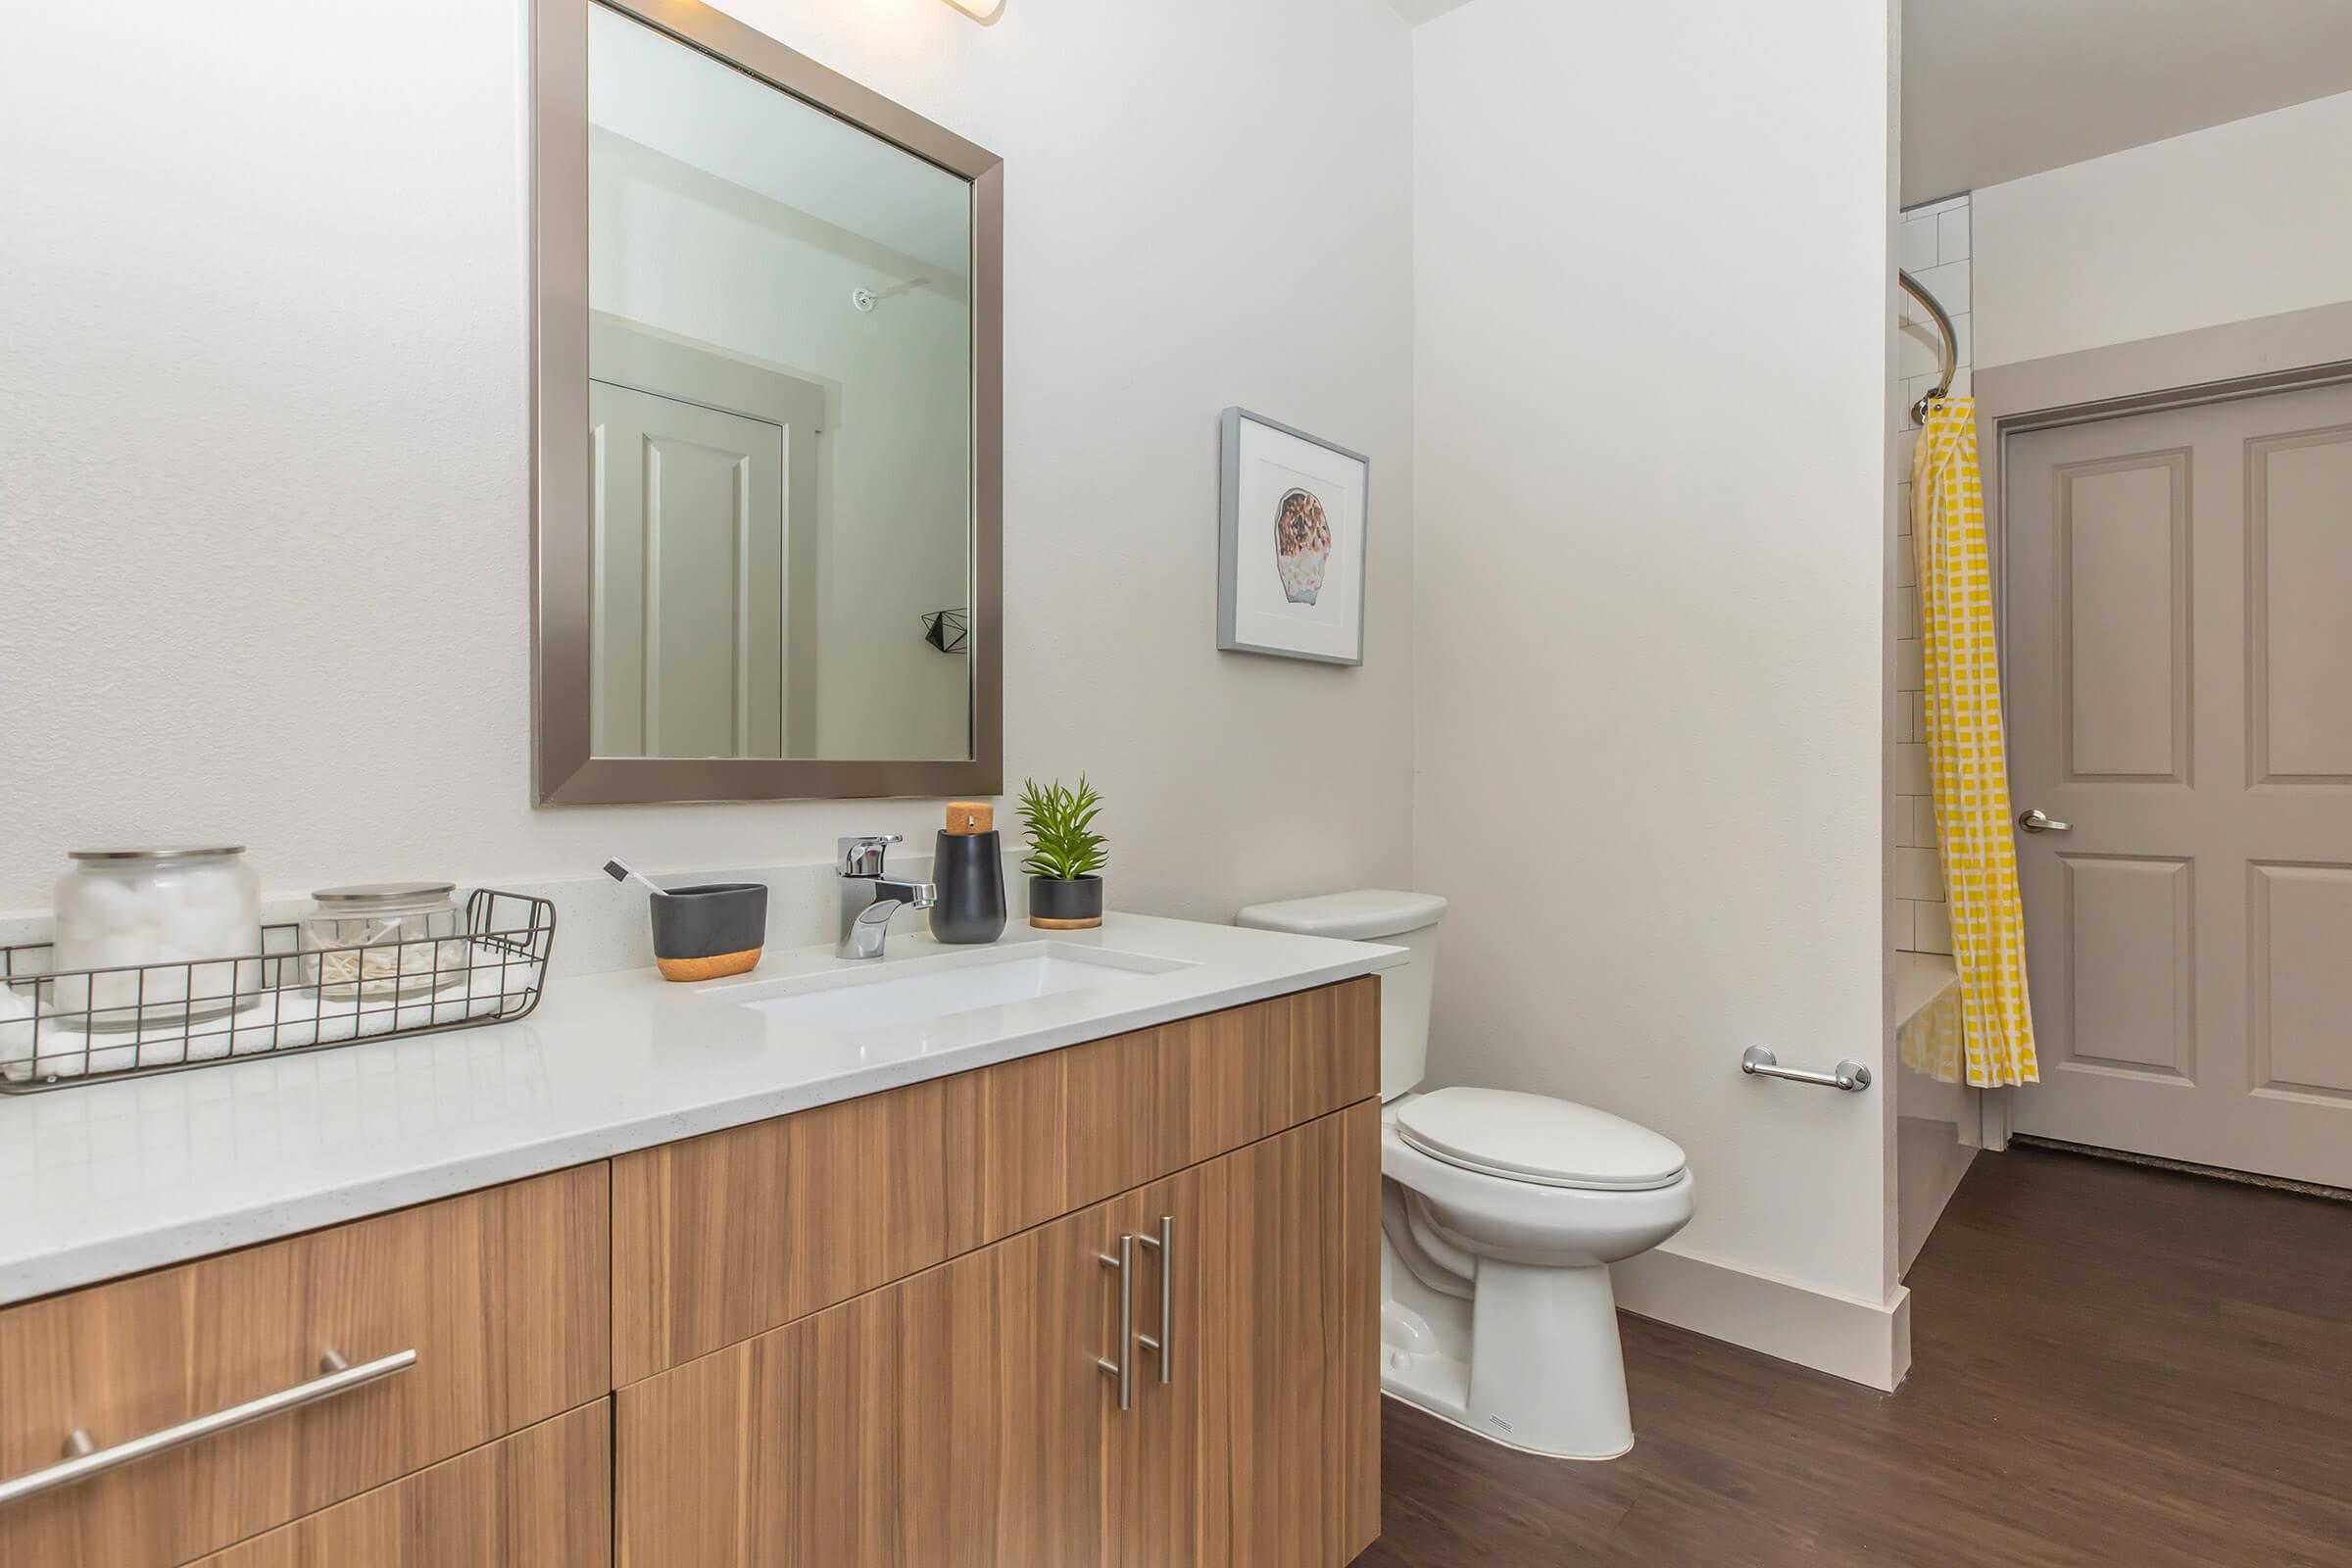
[1097,1239,1133,1412]
[1740,1045,1871,1093]
[1135,1214,1173,1385]
[0,1348,416,1509]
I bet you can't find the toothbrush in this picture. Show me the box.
[603,858,671,899]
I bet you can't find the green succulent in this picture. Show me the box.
[1017,775,1108,881]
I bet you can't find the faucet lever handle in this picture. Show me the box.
[837,835,904,877]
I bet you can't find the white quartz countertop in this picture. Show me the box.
[0,915,1403,1305]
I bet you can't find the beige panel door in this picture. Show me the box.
[589,381,783,758]
[2005,379,2352,1184]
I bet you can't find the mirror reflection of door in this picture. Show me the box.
[585,0,976,763]
[588,324,823,760]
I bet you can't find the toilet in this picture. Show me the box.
[1237,890,1693,1460]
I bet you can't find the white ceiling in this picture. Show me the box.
[1903,0,2352,205]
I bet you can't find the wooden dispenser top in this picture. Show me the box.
[945,802,995,835]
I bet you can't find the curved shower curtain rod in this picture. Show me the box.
[1897,269,1958,423]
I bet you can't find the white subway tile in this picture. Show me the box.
[1898,218,1938,272]
[1895,795,1928,849]
[1937,206,1969,265]
[1898,318,1944,380]
[1893,900,1919,952]
[1896,847,1944,902]
[1913,901,1954,956]
[1896,533,1916,589]
[1896,636,1925,692]
[1947,312,1972,368]
[1913,794,1938,848]
[1896,741,1931,794]
[1909,260,1969,316]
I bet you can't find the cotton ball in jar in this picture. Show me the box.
[76,875,144,932]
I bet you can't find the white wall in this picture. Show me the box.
[0,0,1415,919]
[1973,90,2352,368]
[1413,0,1901,1358]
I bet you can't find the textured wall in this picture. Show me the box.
[0,0,1416,920]
[1412,0,1898,1306]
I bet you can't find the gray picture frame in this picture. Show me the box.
[1216,407,1370,665]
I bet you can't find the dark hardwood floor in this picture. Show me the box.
[1361,1144,2352,1567]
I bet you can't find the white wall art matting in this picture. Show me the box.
[1218,407,1368,664]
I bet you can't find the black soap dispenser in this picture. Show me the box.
[930,802,1007,944]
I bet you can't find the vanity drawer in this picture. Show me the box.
[186,1402,610,1568]
[0,1163,610,1568]
[611,976,1378,1382]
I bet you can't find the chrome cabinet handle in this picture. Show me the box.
[1741,1046,1871,1092]
[2016,808,2070,834]
[1097,1237,1133,1412]
[1135,1214,1173,1386]
[0,1348,416,1509]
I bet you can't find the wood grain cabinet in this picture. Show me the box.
[612,1102,1382,1567]
[609,978,1379,1384]
[183,1403,611,1568]
[0,1165,611,1568]
[0,977,1380,1567]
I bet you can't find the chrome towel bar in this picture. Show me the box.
[1741,1046,1872,1093]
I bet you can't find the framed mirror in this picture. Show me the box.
[532,0,1002,804]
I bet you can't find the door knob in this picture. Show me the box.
[2017,808,2070,834]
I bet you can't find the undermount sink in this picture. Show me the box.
[723,942,1191,1033]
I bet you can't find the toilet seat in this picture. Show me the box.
[1393,1087,1687,1192]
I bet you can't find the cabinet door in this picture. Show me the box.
[185,1402,610,1568]
[614,1192,1129,1566]
[1190,1102,1383,1566]
[615,1101,1383,1568]
[0,1164,610,1568]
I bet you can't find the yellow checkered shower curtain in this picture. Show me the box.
[1908,399,2037,1088]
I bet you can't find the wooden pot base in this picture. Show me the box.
[656,948,762,982]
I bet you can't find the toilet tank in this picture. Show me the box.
[1235,889,1447,1102]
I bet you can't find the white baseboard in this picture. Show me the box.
[1611,1243,1910,1393]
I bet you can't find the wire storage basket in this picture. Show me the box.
[0,889,555,1094]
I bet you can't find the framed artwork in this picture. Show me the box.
[1217,407,1368,664]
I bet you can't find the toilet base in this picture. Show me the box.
[1380,1242,1638,1461]
[1466,1259,1633,1459]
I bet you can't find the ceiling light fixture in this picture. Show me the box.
[942,0,1004,20]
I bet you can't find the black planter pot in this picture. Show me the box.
[1028,874,1103,930]
[649,882,768,981]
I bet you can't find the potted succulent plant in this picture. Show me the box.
[1018,775,1107,929]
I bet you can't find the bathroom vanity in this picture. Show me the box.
[0,917,1394,1566]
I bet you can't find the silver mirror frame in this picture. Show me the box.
[530,0,1004,805]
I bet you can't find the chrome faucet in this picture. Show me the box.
[835,835,938,960]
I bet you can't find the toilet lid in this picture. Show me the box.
[1394,1088,1688,1192]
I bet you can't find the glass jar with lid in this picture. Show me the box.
[52,847,263,1026]
[297,883,469,1002]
